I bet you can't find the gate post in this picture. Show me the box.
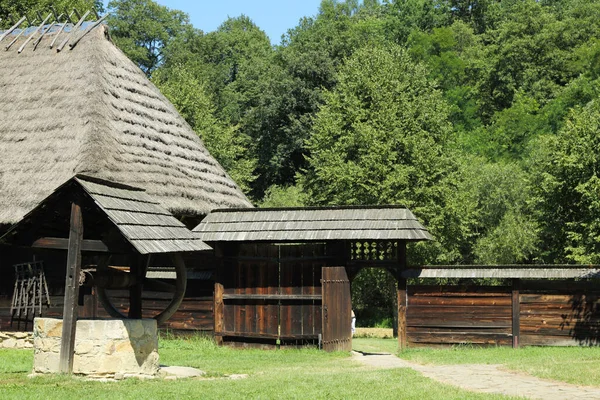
[397,241,408,350]
[512,278,520,348]
[397,277,407,349]
[214,244,224,345]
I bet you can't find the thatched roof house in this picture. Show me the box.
[0,22,251,231]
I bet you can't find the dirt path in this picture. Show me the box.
[351,351,600,400]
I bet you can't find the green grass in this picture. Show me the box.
[352,337,399,354]
[399,346,600,387]
[0,337,514,400]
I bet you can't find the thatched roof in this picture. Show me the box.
[194,206,432,242]
[0,22,251,227]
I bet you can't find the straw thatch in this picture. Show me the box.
[0,23,251,227]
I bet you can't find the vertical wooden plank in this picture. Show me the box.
[321,266,329,350]
[246,262,255,335]
[268,244,279,336]
[59,202,83,374]
[82,289,97,319]
[256,260,266,335]
[291,246,303,336]
[280,246,294,336]
[236,256,245,335]
[512,278,520,348]
[128,255,144,319]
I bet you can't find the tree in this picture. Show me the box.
[300,44,472,264]
[107,0,189,76]
[531,100,600,263]
[152,65,256,193]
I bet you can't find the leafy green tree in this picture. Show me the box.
[459,159,539,264]
[107,0,189,76]
[259,185,307,208]
[408,21,484,133]
[351,268,397,327]
[531,100,600,263]
[300,44,473,263]
[152,65,256,193]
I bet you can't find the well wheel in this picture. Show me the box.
[96,253,187,325]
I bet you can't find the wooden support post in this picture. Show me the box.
[397,241,408,350]
[512,278,520,348]
[214,244,224,345]
[59,202,83,374]
[128,255,146,319]
[397,278,407,350]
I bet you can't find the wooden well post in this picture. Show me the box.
[58,202,83,373]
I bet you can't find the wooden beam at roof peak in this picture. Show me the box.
[32,237,110,252]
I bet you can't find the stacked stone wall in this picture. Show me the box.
[0,331,34,348]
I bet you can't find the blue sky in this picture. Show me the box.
[104,1,324,44]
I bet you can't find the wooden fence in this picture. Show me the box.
[406,280,600,347]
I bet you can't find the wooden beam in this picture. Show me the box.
[222,294,322,301]
[128,256,146,319]
[397,278,407,350]
[32,237,110,252]
[512,278,520,349]
[59,202,83,374]
[397,241,408,350]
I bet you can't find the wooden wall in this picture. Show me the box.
[406,280,600,347]
[407,285,512,346]
[0,282,214,334]
[519,280,600,346]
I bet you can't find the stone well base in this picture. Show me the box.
[0,331,33,349]
[33,318,159,378]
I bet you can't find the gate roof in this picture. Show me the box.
[193,206,432,242]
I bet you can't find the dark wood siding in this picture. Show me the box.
[407,285,513,346]
[219,243,324,344]
[519,280,600,346]
[406,281,600,347]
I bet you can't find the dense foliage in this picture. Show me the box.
[8,0,600,265]
[6,0,600,320]
[107,0,600,268]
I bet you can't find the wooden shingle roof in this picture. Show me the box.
[76,177,210,254]
[0,176,210,254]
[193,206,432,242]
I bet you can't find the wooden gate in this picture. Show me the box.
[215,243,324,345]
[321,266,352,352]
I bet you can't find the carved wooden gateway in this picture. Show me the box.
[194,206,432,350]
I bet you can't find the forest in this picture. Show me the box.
[3,0,600,320]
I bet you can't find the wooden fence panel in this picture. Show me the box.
[406,286,512,346]
[519,280,600,346]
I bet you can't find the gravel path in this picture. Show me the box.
[351,351,600,399]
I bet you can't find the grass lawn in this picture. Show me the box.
[353,337,600,387]
[399,345,600,387]
[0,336,513,400]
